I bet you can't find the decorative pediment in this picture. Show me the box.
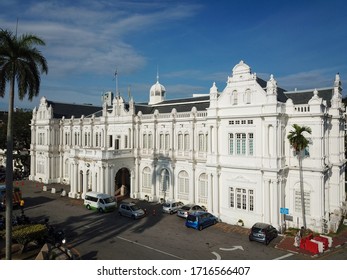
[233,175,252,183]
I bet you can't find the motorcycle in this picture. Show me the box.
[15,213,31,225]
[43,218,66,247]
[0,214,19,230]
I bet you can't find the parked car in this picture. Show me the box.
[177,204,206,218]
[83,191,117,213]
[118,202,146,219]
[185,211,218,230]
[248,222,278,245]
[162,201,184,214]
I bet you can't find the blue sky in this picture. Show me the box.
[1,0,346,110]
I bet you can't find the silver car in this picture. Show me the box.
[118,202,146,219]
[176,204,206,218]
[162,201,184,214]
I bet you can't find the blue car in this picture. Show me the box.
[248,222,278,245]
[185,211,218,231]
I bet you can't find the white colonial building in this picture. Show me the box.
[29,61,346,233]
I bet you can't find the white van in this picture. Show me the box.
[84,191,117,213]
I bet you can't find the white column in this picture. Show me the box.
[100,165,105,193]
[212,172,219,215]
[264,179,271,223]
[207,173,212,213]
[190,166,195,203]
[169,168,174,201]
[97,165,102,193]
[110,165,115,196]
[152,163,157,201]
[69,162,77,198]
[172,164,176,201]
[105,164,109,195]
[130,170,135,199]
[271,180,280,227]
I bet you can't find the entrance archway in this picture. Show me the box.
[115,168,130,199]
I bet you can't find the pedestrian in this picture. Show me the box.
[294,231,301,247]
[299,226,305,238]
[20,199,25,214]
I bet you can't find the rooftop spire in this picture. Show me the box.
[114,68,119,98]
[156,65,159,83]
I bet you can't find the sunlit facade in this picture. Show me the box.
[29,61,346,233]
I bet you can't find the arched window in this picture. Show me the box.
[143,133,148,149]
[178,133,183,150]
[142,167,151,191]
[178,170,189,200]
[160,169,170,192]
[245,89,251,104]
[233,90,238,105]
[184,133,190,151]
[198,173,208,204]
[165,133,170,150]
[159,133,164,150]
[148,133,153,149]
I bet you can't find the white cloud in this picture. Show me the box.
[276,68,338,91]
[2,1,201,78]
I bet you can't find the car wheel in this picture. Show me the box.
[86,205,91,210]
[198,225,203,231]
[265,238,269,245]
[169,211,173,215]
[213,220,217,225]
[132,215,136,220]
[98,208,104,213]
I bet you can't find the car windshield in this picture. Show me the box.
[252,226,265,233]
[187,215,197,222]
[163,203,170,207]
[104,197,114,203]
[130,205,140,211]
[181,206,191,211]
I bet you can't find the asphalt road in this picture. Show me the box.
[5,180,344,260]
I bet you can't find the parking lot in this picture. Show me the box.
[1,180,310,260]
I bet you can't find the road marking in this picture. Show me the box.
[220,246,244,251]
[211,251,221,260]
[117,236,184,260]
[273,253,294,260]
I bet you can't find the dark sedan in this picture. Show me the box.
[248,222,278,245]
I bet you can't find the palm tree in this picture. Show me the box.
[287,124,312,230]
[0,29,48,259]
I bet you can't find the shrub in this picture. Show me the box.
[12,224,48,246]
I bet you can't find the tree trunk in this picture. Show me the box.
[298,154,306,229]
[5,72,15,260]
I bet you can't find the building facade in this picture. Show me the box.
[29,61,346,233]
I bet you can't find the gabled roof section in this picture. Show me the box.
[135,95,210,115]
[46,100,102,119]
[256,76,288,103]
[284,87,333,107]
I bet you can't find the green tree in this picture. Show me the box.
[0,110,32,174]
[0,29,48,259]
[287,124,312,229]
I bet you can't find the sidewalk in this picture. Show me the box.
[275,226,347,257]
